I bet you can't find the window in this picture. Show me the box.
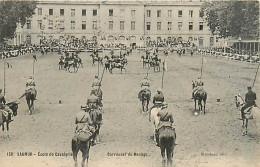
[37,20,42,29]
[210,37,214,46]
[82,21,86,30]
[168,10,172,17]
[131,21,135,30]
[60,9,64,16]
[109,9,113,16]
[157,10,161,17]
[178,22,182,30]
[93,9,97,16]
[189,22,193,30]
[146,22,151,30]
[49,9,53,15]
[199,37,203,46]
[120,21,124,30]
[109,21,113,30]
[178,10,182,17]
[157,22,161,30]
[189,10,193,17]
[93,21,97,30]
[71,21,75,29]
[48,20,53,29]
[168,22,172,30]
[71,9,75,17]
[199,22,203,31]
[60,20,64,29]
[131,10,136,17]
[82,9,86,16]
[26,20,31,29]
[38,8,42,15]
[147,10,151,17]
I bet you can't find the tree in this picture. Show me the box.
[200,1,259,39]
[0,0,37,44]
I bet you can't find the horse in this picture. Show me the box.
[0,101,19,138]
[89,108,102,144]
[235,94,260,135]
[141,56,150,69]
[109,62,126,74]
[58,59,65,70]
[154,59,161,72]
[192,81,207,114]
[72,125,92,167]
[90,89,103,110]
[65,59,79,73]
[90,54,103,66]
[149,107,160,144]
[138,89,151,113]
[158,126,176,166]
[75,57,83,68]
[19,89,36,115]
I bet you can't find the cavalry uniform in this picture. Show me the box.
[192,78,204,98]
[25,77,37,99]
[153,91,164,105]
[0,89,6,105]
[141,78,150,90]
[0,103,13,122]
[74,109,95,139]
[241,87,257,119]
[87,94,100,110]
[92,77,101,88]
[156,104,176,146]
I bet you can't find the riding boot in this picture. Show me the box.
[8,113,13,122]
[155,130,159,147]
[34,90,37,100]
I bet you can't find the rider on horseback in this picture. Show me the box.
[240,86,257,120]
[192,77,204,99]
[153,88,164,107]
[0,88,6,105]
[87,93,100,110]
[0,89,13,121]
[25,76,37,100]
[92,76,101,88]
[157,102,177,146]
[141,76,150,90]
[74,105,95,140]
[0,103,13,122]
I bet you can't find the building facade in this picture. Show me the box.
[14,0,215,47]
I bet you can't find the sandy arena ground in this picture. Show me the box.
[0,49,259,167]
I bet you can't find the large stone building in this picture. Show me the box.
[14,0,216,47]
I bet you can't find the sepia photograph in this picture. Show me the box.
[0,0,259,166]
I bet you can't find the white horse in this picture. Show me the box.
[235,94,260,135]
[149,107,161,144]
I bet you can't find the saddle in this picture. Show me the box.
[194,86,205,95]
[26,87,36,94]
[73,123,93,142]
[244,106,254,119]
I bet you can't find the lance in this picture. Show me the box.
[200,57,203,79]
[161,58,166,89]
[4,57,6,96]
[253,61,260,87]
[98,65,106,91]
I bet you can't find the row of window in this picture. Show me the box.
[27,20,204,31]
[146,21,203,31]
[146,10,201,18]
[37,8,202,18]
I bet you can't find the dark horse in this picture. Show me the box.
[138,88,151,113]
[19,89,36,115]
[0,101,19,138]
[72,126,92,167]
[192,81,207,114]
[72,109,102,167]
[158,126,176,166]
